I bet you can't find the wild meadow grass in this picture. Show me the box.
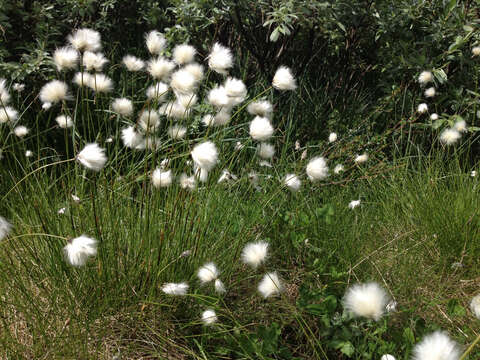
[0,28,479,359]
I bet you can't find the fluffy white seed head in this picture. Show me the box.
[412,331,460,360]
[87,73,113,93]
[13,83,25,92]
[258,272,284,298]
[214,279,226,294]
[159,101,190,119]
[197,262,219,284]
[112,98,133,117]
[430,113,439,121]
[82,51,108,72]
[418,71,433,84]
[122,55,145,71]
[184,63,204,82]
[147,57,175,80]
[208,42,233,75]
[247,100,273,118]
[121,126,144,149]
[191,141,218,172]
[146,82,169,101]
[0,106,18,123]
[241,241,268,268]
[328,132,338,143]
[170,69,196,94]
[63,235,98,266]
[146,31,166,55]
[53,46,79,71]
[417,103,428,114]
[284,173,301,192]
[0,216,12,241]
[76,143,107,171]
[162,282,189,295]
[306,156,328,181]
[68,28,101,52]
[25,150,33,158]
[249,116,274,141]
[173,44,196,65]
[175,93,198,108]
[39,80,69,103]
[179,173,196,190]
[257,143,275,159]
[167,125,187,140]
[273,66,297,91]
[0,78,10,104]
[354,153,369,164]
[348,200,361,209]
[202,309,218,325]
[424,87,436,98]
[14,126,29,138]
[334,164,344,174]
[440,128,461,145]
[152,168,173,188]
[213,108,231,126]
[138,110,160,133]
[343,282,389,321]
[208,86,230,108]
[380,355,396,360]
[472,46,480,56]
[56,115,73,129]
[73,72,91,87]
[453,120,467,133]
[224,77,247,98]
[202,114,215,127]
[470,294,480,319]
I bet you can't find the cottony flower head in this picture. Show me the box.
[257,143,275,159]
[272,66,297,90]
[440,128,461,145]
[328,132,338,143]
[191,141,218,172]
[76,143,107,171]
[0,106,18,123]
[82,51,108,72]
[147,57,175,80]
[121,126,144,149]
[249,116,274,141]
[112,98,133,117]
[417,103,428,114]
[53,46,79,71]
[208,86,230,108]
[0,216,12,241]
[170,69,196,94]
[284,173,301,192]
[167,125,187,140]
[123,55,145,71]
[87,73,113,93]
[184,63,204,82]
[424,87,436,98]
[418,70,433,85]
[412,331,460,360]
[152,168,173,188]
[63,235,98,266]
[343,282,389,321]
[173,44,196,65]
[162,282,189,295]
[241,241,268,268]
[354,153,369,164]
[306,156,328,181]
[197,262,219,284]
[145,30,166,55]
[146,82,169,101]
[470,294,480,319]
[13,126,29,138]
[73,72,91,87]
[208,42,233,75]
[56,115,73,129]
[68,28,101,52]
[39,80,69,104]
[201,309,218,325]
[258,272,284,298]
[247,100,273,118]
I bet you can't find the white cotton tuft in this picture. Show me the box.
[334,164,344,174]
[197,262,219,284]
[138,110,160,133]
[249,116,274,141]
[53,47,79,71]
[0,216,12,241]
[159,101,190,119]
[418,71,433,85]
[473,46,480,56]
[217,169,237,184]
[284,173,301,192]
[56,115,73,129]
[152,168,173,188]
[354,153,369,164]
[417,103,428,114]
[122,55,145,71]
[191,141,218,172]
[201,309,218,325]
[214,279,226,294]
[328,132,338,143]
[179,173,196,190]
[112,98,133,117]
[348,200,361,209]
[162,282,189,295]
[0,106,18,123]
[87,73,113,93]
[173,44,196,65]
[63,235,98,266]
[380,355,396,360]
[224,77,247,99]
[170,69,196,94]
[470,294,480,319]
[25,150,33,158]
[272,66,297,90]
[184,63,204,82]
[343,282,389,321]
[258,272,284,298]
[68,28,101,52]
[13,83,25,92]
[175,93,198,108]
[42,102,52,110]
[257,143,275,160]
[213,108,231,126]
[145,30,166,55]
[0,78,10,105]
[82,51,108,72]
[167,125,187,140]
[147,57,175,80]
[241,241,268,268]
[208,86,230,108]
[440,128,461,145]
[14,126,29,138]
[208,42,233,75]
[412,331,460,360]
[430,113,439,121]
[424,87,436,98]
[39,80,69,104]
[306,156,328,181]
[453,120,467,133]
[76,143,107,171]
[247,100,273,118]
[146,82,169,101]
[73,72,91,87]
